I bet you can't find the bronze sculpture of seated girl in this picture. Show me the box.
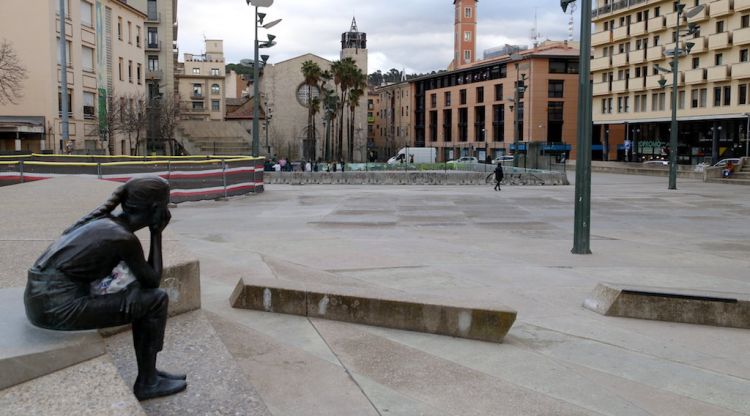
[24,176,187,401]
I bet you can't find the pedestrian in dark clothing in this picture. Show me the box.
[488,163,504,191]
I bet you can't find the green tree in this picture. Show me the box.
[330,57,360,160]
[301,60,322,160]
[347,68,367,160]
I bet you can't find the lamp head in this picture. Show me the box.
[260,54,269,64]
[560,0,576,13]
[675,3,685,15]
[657,78,667,88]
[263,18,282,29]
[685,4,705,18]
[267,34,276,42]
[685,41,695,53]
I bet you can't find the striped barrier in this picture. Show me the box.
[0,154,264,203]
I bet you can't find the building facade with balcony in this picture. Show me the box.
[0,0,146,155]
[372,81,412,161]
[176,40,226,121]
[591,0,750,163]
[144,0,178,101]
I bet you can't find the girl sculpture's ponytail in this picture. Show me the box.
[62,184,126,235]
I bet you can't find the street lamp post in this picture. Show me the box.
[655,3,703,189]
[245,0,279,157]
[561,0,592,254]
[509,54,527,168]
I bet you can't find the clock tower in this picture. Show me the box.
[453,0,478,69]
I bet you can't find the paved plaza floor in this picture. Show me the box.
[170,173,750,416]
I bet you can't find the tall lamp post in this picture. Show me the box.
[245,0,280,157]
[561,0,592,254]
[509,54,527,168]
[655,2,703,190]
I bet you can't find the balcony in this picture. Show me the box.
[687,36,707,53]
[612,53,629,67]
[630,49,646,64]
[666,12,678,28]
[647,15,665,32]
[737,0,750,12]
[181,101,208,114]
[611,79,628,93]
[686,4,709,22]
[708,32,731,49]
[684,68,707,84]
[593,82,610,96]
[591,56,611,71]
[707,65,730,82]
[146,69,162,80]
[630,20,646,36]
[613,25,629,41]
[146,41,161,51]
[591,0,651,19]
[592,30,612,46]
[709,0,732,17]
[733,62,750,78]
[734,27,750,46]
[646,45,664,61]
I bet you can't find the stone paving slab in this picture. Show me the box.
[230,276,517,343]
[0,288,105,390]
[105,310,271,416]
[584,282,750,329]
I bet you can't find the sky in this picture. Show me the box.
[177,0,581,75]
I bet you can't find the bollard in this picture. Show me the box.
[222,160,228,198]
[19,161,24,184]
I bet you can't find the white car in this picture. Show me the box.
[642,160,668,166]
[447,156,478,164]
[492,156,514,164]
[714,158,740,167]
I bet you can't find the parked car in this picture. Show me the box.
[714,158,740,167]
[492,155,514,164]
[447,156,479,164]
[642,160,668,166]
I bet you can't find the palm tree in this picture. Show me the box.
[301,60,322,160]
[331,57,359,160]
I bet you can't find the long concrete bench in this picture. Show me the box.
[583,282,750,329]
[230,277,517,343]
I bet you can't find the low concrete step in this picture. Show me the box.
[230,277,517,343]
[104,310,271,416]
[583,282,750,328]
[0,288,106,390]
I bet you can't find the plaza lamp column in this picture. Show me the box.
[561,0,592,254]
[59,0,70,152]
[655,3,703,189]
[509,54,527,168]
[245,0,280,157]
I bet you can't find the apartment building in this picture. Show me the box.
[144,0,178,100]
[0,0,146,155]
[592,0,750,163]
[373,82,412,160]
[366,88,381,160]
[176,40,226,121]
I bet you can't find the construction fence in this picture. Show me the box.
[0,154,264,203]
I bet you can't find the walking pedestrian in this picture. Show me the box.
[486,162,504,191]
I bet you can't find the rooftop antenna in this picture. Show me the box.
[568,1,577,43]
[530,8,540,48]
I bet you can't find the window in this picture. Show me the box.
[444,91,451,106]
[494,84,503,101]
[192,101,204,110]
[715,53,723,66]
[193,84,202,97]
[128,60,133,83]
[211,84,220,94]
[147,28,158,48]
[618,97,624,113]
[136,26,141,47]
[463,50,471,62]
[742,49,749,63]
[81,46,94,71]
[476,87,484,103]
[192,68,200,75]
[654,7,660,17]
[548,80,564,98]
[653,35,660,46]
[117,17,122,40]
[80,1,93,26]
[601,98,607,114]
[464,7,472,18]
[56,0,70,16]
[459,89,467,105]
[716,20,724,33]
[678,90,685,109]
[57,39,72,66]
[58,88,72,116]
[724,86,731,106]
[83,91,95,119]
[743,15,750,29]
[740,84,748,105]
[549,59,578,74]
[137,63,142,84]
[211,68,220,76]
[148,55,159,71]
[211,100,220,111]
[118,58,123,81]
[464,31,472,42]
[692,57,700,69]
[431,93,437,108]
[127,21,132,44]
[652,92,665,111]
[714,87,722,106]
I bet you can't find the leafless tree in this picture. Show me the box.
[101,91,125,155]
[122,93,148,155]
[155,95,179,155]
[0,39,27,105]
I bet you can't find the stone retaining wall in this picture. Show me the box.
[265,171,569,186]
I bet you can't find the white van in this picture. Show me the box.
[387,147,437,164]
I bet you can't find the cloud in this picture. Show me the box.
[177,0,579,75]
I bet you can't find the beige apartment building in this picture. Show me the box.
[372,81,413,160]
[176,39,226,121]
[0,0,147,155]
[144,0,178,100]
[592,0,750,163]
